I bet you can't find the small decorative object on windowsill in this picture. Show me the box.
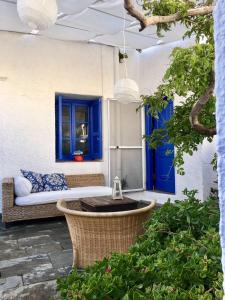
[79,124,88,144]
[73,150,84,162]
[112,176,123,200]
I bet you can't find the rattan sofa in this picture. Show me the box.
[2,174,105,224]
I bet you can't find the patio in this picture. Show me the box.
[0,218,72,300]
[0,0,223,298]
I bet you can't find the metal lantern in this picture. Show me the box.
[17,0,58,31]
[114,78,140,104]
[112,176,123,200]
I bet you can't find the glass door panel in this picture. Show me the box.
[121,149,143,189]
[120,104,142,146]
[110,149,143,190]
[109,100,144,191]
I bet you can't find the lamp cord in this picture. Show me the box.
[122,8,128,78]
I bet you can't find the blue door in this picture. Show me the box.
[145,101,175,193]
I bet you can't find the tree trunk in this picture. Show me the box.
[214,0,225,296]
[189,72,216,136]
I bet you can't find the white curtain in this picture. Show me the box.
[214,1,225,297]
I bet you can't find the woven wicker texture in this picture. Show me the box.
[66,174,105,188]
[57,199,156,268]
[2,174,104,223]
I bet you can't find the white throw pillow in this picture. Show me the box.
[14,176,32,197]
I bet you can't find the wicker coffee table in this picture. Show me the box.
[80,196,138,212]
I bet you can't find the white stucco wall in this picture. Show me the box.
[0,31,216,211]
[0,31,115,210]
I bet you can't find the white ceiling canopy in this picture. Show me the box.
[94,31,158,49]
[0,0,187,49]
[91,0,135,21]
[44,25,96,42]
[57,0,95,15]
[58,8,131,35]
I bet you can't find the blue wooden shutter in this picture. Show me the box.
[90,99,102,160]
[155,101,175,193]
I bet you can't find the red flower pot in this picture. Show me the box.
[74,155,84,162]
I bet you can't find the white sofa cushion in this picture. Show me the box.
[15,186,112,206]
[14,176,32,197]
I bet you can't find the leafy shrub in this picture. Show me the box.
[57,190,222,300]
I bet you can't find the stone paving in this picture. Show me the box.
[0,218,73,300]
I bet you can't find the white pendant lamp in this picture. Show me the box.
[113,9,139,104]
[17,0,58,31]
[114,78,139,104]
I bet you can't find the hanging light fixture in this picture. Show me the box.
[113,8,140,104]
[114,78,139,104]
[17,0,58,31]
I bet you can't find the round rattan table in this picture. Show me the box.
[57,199,156,268]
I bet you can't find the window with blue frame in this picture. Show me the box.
[55,95,102,161]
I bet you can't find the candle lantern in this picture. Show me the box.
[112,176,123,200]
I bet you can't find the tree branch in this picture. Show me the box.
[124,0,216,136]
[189,72,216,136]
[124,0,214,31]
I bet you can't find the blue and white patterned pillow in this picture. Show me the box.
[42,173,68,192]
[21,170,44,193]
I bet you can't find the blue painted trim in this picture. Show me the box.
[58,96,63,160]
[89,103,94,157]
[71,103,76,160]
[63,99,93,106]
[99,98,103,159]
